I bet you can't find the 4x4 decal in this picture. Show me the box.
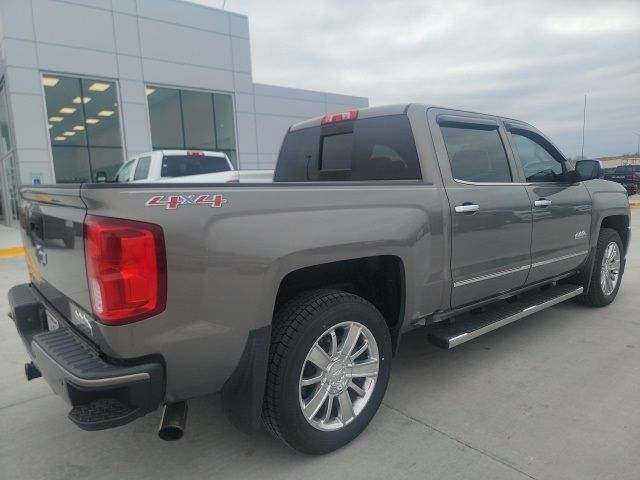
[145,194,227,210]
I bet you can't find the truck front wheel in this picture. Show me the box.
[581,228,625,307]
[262,289,392,454]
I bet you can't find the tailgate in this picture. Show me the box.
[20,186,92,330]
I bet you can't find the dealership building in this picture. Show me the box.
[0,0,368,226]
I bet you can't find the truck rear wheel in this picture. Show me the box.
[262,289,392,454]
[581,228,624,307]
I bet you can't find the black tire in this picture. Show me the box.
[580,228,624,307]
[262,289,392,455]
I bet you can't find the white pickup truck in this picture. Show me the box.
[112,150,273,183]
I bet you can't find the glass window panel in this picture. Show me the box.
[44,76,87,148]
[213,93,236,150]
[43,74,125,183]
[82,78,121,147]
[89,147,124,182]
[181,90,216,150]
[441,125,512,183]
[0,84,12,156]
[51,146,91,183]
[134,156,151,180]
[148,87,184,148]
[114,159,135,183]
[512,132,566,183]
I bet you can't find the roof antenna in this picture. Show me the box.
[581,94,587,159]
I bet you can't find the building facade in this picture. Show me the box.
[0,0,368,226]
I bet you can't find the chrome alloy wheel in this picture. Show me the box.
[600,241,621,296]
[299,322,379,431]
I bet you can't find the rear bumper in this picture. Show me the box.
[8,283,164,431]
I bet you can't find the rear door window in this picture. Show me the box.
[440,125,512,183]
[275,115,422,181]
[161,155,230,178]
[133,156,151,180]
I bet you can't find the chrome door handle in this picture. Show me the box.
[455,204,480,213]
[534,199,552,207]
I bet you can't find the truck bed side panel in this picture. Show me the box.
[80,183,444,401]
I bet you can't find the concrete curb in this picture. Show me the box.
[0,246,25,259]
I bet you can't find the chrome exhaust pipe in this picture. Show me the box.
[158,401,188,441]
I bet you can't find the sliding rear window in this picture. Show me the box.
[274,115,422,181]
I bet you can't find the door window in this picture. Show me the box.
[133,156,151,181]
[440,125,512,183]
[114,160,134,182]
[511,131,566,183]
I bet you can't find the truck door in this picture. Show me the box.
[506,125,591,283]
[429,111,533,307]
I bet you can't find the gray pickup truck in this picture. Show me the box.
[8,104,630,454]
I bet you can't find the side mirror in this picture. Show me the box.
[574,159,603,181]
[95,171,108,183]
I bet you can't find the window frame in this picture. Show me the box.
[436,116,517,186]
[505,125,570,185]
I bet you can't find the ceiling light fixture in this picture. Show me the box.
[59,107,76,114]
[145,88,156,96]
[73,125,85,131]
[98,110,114,117]
[85,118,100,124]
[54,136,66,141]
[42,77,59,87]
[49,116,64,122]
[72,96,92,104]
[88,82,111,92]
[63,131,76,136]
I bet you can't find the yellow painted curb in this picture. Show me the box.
[0,246,25,259]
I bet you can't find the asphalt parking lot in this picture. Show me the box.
[1,210,638,480]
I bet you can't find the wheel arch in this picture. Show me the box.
[273,255,406,356]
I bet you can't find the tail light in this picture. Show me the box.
[320,110,358,125]
[84,215,166,325]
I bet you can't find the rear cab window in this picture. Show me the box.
[161,154,231,178]
[274,115,422,181]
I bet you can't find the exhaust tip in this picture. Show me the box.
[158,401,187,441]
[158,424,184,441]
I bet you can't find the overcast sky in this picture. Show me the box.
[195,0,640,158]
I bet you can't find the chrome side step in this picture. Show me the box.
[428,284,583,349]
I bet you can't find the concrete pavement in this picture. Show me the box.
[0,211,638,480]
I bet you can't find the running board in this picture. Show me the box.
[428,284,584,349]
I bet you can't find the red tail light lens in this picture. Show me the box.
[84,215,166,325]
[320,110,358,125]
